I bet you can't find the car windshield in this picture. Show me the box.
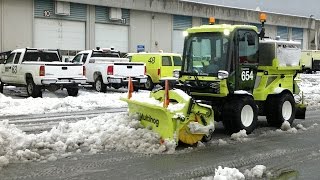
[183,32,229,75]
[23,51,60,62]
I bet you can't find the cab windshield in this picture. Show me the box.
[183,32,229,75]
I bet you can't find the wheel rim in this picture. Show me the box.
[27,83,33,95]
[282,101,292,121]
[95,80,102,91]
[241,105,254,127]
[145,78,151,89]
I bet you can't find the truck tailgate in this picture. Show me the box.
[113,62,145,77]
[45,63,83,78]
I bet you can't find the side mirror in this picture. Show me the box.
[65,58,70,62]
[218,70,229,80]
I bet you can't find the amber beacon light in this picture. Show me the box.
[209,17,215,25]
[260,13,267,22]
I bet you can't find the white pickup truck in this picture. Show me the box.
[0,48,86,97]
[72,48,147,92]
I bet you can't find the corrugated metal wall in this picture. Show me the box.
[34,0,87,21]
[173,15,192,30]
[95,6,130,25]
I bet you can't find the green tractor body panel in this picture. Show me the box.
[121,89,214,145]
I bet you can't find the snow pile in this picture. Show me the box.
[0,113,176,168]
[0,91,129,116]
[202,165,267,180]
[298,74,320,109]
[244,165,267,178]
[218,139,228,146]
[188,122,214,135]
[202,166,245,180]
[231,130,249,142]
[280,121,298,133]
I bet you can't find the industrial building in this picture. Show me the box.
[0,0,318,57]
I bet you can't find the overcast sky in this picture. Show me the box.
[186,0,319,19]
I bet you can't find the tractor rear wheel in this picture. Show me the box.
[266,93,295,127]
[222,96,258,134]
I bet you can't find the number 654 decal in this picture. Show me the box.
[241,69,253,81]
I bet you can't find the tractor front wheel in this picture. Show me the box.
[222,96,258,134]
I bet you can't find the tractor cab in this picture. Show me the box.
[179,23,259,98]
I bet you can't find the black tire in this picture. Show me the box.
[0,81,3,93]
[133,85,139,92]
[222,96,258,134]
[112,84,121,89]
[202,128,214,142]
[94,76,106,93]
[266,93,295,127]
[67,87,79,97]
[144,76,154,90]
[26,78,42,98]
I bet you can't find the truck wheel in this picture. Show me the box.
[95,76,106,93]
[145,76,154,90]
[266,93,295,127]
[26,79,42,98]
[222,96,258,134]
[0,81,3,93]
[67,88,79,97]
[133,85,140,92]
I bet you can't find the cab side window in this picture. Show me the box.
[82,53,88,64]
[162,56,172,66]
[173,56,182,66]
[5,53,15,64]
[14,53,21,64]
[238,30,259,64]
[72,54,82,63]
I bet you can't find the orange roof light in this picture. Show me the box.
[209,17,215,25]
[260,13,267,22]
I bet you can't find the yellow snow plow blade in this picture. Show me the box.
[121,89,214,145]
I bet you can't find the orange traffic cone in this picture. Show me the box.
[163,80,170,108]
[128,77,134,99]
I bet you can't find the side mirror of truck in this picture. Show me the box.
[65,58,70,62]
[218,70,229,80]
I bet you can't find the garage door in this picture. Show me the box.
[172,15,192,54]
[34,18,85,50]
[95,23,129,53]
[172,30,185,54]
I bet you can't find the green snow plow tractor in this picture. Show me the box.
[122,14,306,145]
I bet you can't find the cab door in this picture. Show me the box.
[235,29,259,92]
[160,56,173,78]
[11,52,22,84]
[1,53,16,83]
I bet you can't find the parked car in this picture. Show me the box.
[126,52,182,90]
[0,48,86,97]
[72,48,147,92]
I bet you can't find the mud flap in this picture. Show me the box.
[295,104,306,119]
